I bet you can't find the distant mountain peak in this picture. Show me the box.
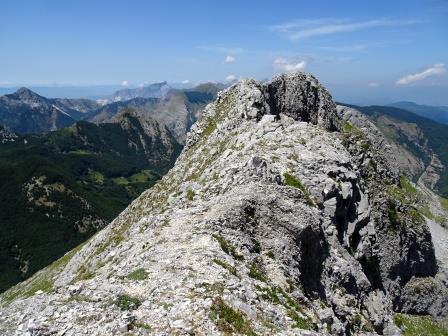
[13,87,42,100]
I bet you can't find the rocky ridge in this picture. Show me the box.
[1,72,447,335]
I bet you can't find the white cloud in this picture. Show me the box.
[225,75,237,82]
[182,80,191,84]
[273,58,306,72]
[271,18,418,41]
[368,82,379,87]
[121,80,129,87]
[396,64,446,85]
[224,55,236,64]
[138,81,149,88]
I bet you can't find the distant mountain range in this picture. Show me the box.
[0,110,182,292]
[88,82,222,143]
[0,83,222,142]
[0,88,100,134]
[388,101,448,125]
[108,81,171,102]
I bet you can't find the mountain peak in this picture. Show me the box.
[14,87,41,99]
[186,71,339,148]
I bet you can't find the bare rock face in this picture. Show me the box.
[265,72,340,131]
[1,72,446,336]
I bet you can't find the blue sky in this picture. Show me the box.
[0,0,447,104]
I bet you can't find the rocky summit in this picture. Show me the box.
[1,72,447,335]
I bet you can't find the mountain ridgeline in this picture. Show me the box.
[87,82,222,143]
[1,73,447,335]
[0,110,182,293]
[389,101,448,125]
[0,83,221,144]
[0,87,98,134]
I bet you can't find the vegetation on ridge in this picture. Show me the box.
[0,114,181,293]
[394,314,448,336]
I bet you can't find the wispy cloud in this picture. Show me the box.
[396,64,446,85]
[273,58,306,72]
[225,75,237,82]
[224,55,236,64]
[368,82,379,87]
[198,45,244,54]
[271,18,419,41]
[121,80,129,87]
[181,80,191,84]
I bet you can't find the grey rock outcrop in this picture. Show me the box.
[266,72,340,131]
[0,72,446,335]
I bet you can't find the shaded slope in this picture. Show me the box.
[0,111,181,292]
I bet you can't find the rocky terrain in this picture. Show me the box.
[1,72,447,335]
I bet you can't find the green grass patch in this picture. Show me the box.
[440,197,448,212]
[134,322,152,330]
[87,170,104,184]
[213,258,238,277]
[255,285,311,330]
[256,285,281,304]
[420,206,435,220]
[210,297,257,336]
[115,294,142,311]
[73,265,95,283]
[287,309,312,330]
[212,234,244,261]
[187,188,195,201]
[394,314,448,336]
[126,268,148,281]
[283,173,315,207]
[399,176,418,195]
[248,262,267,282]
